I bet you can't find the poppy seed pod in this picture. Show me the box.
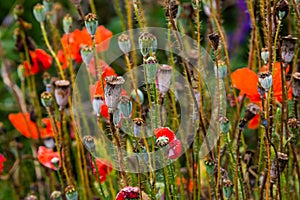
[270,152,288,183]
[204,158,215,175]
[215,60,227,79]
[292,72,300,98]
[41,91,53,108]
[261,48,270,64]
[133,118,145,136]
[118,34,131,55]
[82,135,96,153]
[104,76,125,113]
[80,45,93,65]
[239,103,260,129]
[145,56,158,83]
[113,109,122,127]
[165,0,180,19]
[65,185,78,200]
[287,118,300,135]
[222,179,234,199]
[208,32,220,50]
[84,13,98,37]
[138,32,156,57]
[258,71,272,91]
[131,89,144,104]
[156,64,173,97]
[63,14,72,34]
[281,35,298,66]
[33,4,46,22]
[275,0,289,20]
[118,95,132,118]
[92,95,104,117]
[54,80,70,111]
[156,136,170,147]
[219,116,230,134]
[50,191,62,200]
[43,0,53,12]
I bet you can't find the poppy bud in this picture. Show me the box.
[208,32,220,50]
[50,191,62,200]
[63,14,73,34]
[215,60,227,79]
[80,45,93,65]
[292,72,300,98]
[118,95,132,118]
[116,186,140,200]
[281,35,298,66]
[25,195,38,200]
[82,135,96,153]
[65,185,78,200]
[156,64,172,97]
[258,71,272,91]
[239,103,260,129]
[43,0,53,12]
[144,56,158,83]
[270,152,288,183]
[14,4,24,17]
[222,179,234,199]
[33,4,46,22]
[131,89,144,104]
[17,64,25,81]
[118,34,131,55]
[104,76,125,113]
[41,91,53,108]
[261,48,269,64]
[287,118,300,135]
[113,109,122,127]
[204,158,215,175]
[219,116,230,134]
[275,0,289,20]
[138,32,156,57]
[54,80,70,111]
[133,118,145,136]
[92,95,104,117]
[84,13,98,37]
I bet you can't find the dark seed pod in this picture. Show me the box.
[292,72,300,98]
[165,0,179,19]
[208,32,220,50]
[270,152,288,183]
[275,0,289,20]
[82,135,96,153]
[281,35,298,66]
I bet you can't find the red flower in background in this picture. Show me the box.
[116,186,140,200]
[91,158,113,183]
[37,146,60,170]
[59,26,112,66]
[8,112,56,139]
[24,49,52,76]
[154,127,176,142]
[168,139,182,159]
[0,154,6,174]
[88,59,117,80]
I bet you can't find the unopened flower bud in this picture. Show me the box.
[118,95,132,118]
[261,48,269,64]
[145,56,158,83]
[84,13,98,37]
[239,103,260,129]
[41,91,53,108]
[104,76,125,113]
[156,64,172,97]
[33,4,46,22]
[118,34,131,54]
[133,118,145,136]
[80,45,93,65]
[63,14,73,34]
[65,185,78,200]
[204,158,215,175]
[281,35,298,66]
[258,71,272,90]
[215,60,227,79]
[219,116,230,134]
[82,135,96,153]
[138,32,157,57]
[43,0,54,12]
[54,80,70,111]
[292,72,300,98]
[50,191,62,200]
[208,32,220,50]
[223,179,234,199]
[276,0,289,20]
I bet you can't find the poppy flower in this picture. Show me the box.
[231,62,292,103]
[88,58,117,80]
[168,139,182,159]
[24,48,52,76]
[91,158,113,183]
[59,26,112,66]
[89,81,109,119]
[248,114,260,129]
[8,112,56,139]
[0,154,6,174]
[116,186,140,200]
[37,146,60,170]
[154,127,176,143]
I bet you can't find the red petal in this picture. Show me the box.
[37,146,60,170]
[9,113,39,139]
[168,139,182,159]
[248,114,260,129]
[154,127,176,142]
[35,49,52,70]
[231,68,259,97]
[101,104,109,119]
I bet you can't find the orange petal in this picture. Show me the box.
[35,49,52,70]
[8,113,39,139]
[248,114,260,129]
[231,68,259,97]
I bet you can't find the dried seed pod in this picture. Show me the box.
[82,135,96,153]
[275,0,289,20]
[292,72,300,98]
[63,14,72,34]
[156,64,172,97]
[219,116,230,134]
[50,191,62,200]
[65,185,78,200]
[239,103,260,129]
[270,152,288,183]
[118,34,131,55]
[208,32,220,50]
[165,0,180,19]
[54,80,70,111]
[258,71,272,91]
[281,35,298,66]
[222,179,234,199]
[261,48,270,64]
[84,13,98,37]
[287,118,300,135]
[104,76,125,113]
[33,3,46,22]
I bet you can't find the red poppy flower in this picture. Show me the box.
[0,154,6,174]
[88,58,117,80]
[116,186,140,200]
[24,49,52,76]
[231,62,292,103]
[168,139,182,159]
[8,112,56,139]
[37,146,60,170]
[248,114,260,129]
[89,82,109,119]
[59,26,112,66]
[91,158,113,183]
[154,127,176,142]
[57,49,69,70]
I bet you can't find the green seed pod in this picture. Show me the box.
[222,179,234,199]
[84,13,98,37]
[82,135,96,153]
[138,32,156,57]
[118,95,132,118]
[80,45,93,65]
[50,191,62,200]
[43,0,54,12]
[215,60,227,79]
[261,48,269,64]
[118,34,131,55]
[33,4,46,22]
[63,14,73,34]
[258,71,272,91]
[41,91,53,108]
[219,116,230,134]
[65,185,78,200]
[131,89,144,104]
[204,158,215,175]
[17,64,25,81]
[145,56,158,83]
